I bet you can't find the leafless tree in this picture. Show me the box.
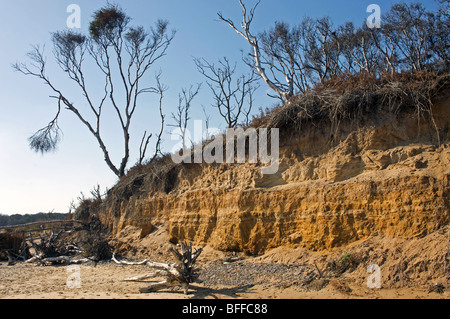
[366,2,449,74]
[13,4,175,177]
[259,16,351,90]
[169,84,202,149]
[301,17,341,83]
[89,184,103,201]
[218,2,350,99]
[201,105,212,139]
[195,57,259,128]
[368,21,399,75]
[218,0,293,102]
[426,1,449,71]
[138,72,167,166]
[221,0,448,102]
[385,3,431,71]
[259,21,310,95]
[339,23,382,75]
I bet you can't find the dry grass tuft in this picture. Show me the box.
[249,71,449,145]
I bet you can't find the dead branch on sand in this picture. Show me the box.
[23,229,93,265]
[113,241,203,294]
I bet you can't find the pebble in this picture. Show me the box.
[198,260,318,288]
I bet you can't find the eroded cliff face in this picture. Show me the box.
[98,97,450,255]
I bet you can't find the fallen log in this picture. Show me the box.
[24,256,41,264]
[25,255,92,265]
[112,254,148,265]
[6,218,111,266]
[113,241,203,294]
[124,270,167,281]
[39,256,91,266]
[23,228,94,266]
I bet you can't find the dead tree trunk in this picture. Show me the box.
[25,229,92,265]
[113,241,203,294]
[33,230,64,259]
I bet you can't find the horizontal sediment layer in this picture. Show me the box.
[97,95,450,254]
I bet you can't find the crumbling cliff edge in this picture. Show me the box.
[96,73,450,255]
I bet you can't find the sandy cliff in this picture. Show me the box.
[96,74,450,255]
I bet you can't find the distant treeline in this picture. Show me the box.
[0,213,69,227]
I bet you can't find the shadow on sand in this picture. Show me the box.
[134,283,255,299]
[187,284,255,299]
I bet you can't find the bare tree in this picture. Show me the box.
[169,84,202,149]
[201,105,212,139]
[218,0,293,102]
[195,57,259,128]
[138,72,167,166]
[429,1,450,70]
[220,0,447,100]
[13,4,175,178]
[385,3,431,71]
[301,17,339,83]
[258,16,350,91]
[339,23,382,75]
[369,22,399,75]
[259,21,310,95]
[218,2,342,99]
[366,2,448,74]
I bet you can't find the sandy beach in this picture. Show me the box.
[2,224,449,300]
[0,251,448,300]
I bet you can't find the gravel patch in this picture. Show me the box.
[198,260,319,289]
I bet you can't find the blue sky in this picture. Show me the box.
[0,0,439,215]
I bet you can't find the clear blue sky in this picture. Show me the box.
[0,0,439,215]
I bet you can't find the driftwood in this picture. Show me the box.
[2,218,111,266]
[25,255,91,265]
[32,230,64,258]
[113,241,203,294]
[1,220,86,264]
[24,229,92,266]
[40,256,91,266]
